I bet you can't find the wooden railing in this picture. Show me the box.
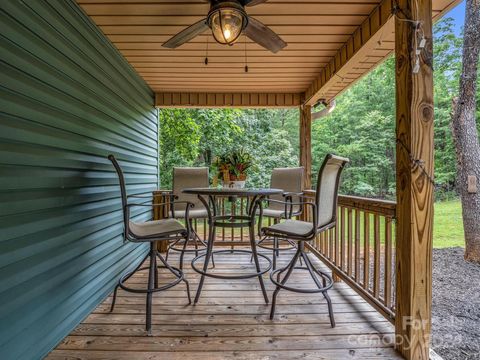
[153,189,397,322]
[302,190,396,322]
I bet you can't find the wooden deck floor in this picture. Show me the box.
[47,247,402,359]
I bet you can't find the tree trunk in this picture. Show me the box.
[451,0,480,263]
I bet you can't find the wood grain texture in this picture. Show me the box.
[76,0,459,95]
[299,105,312,189]
[46,248,402,359]
[394,0,435,358]
[304,0,461,105]
[155,92,302,108]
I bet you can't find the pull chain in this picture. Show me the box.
[244,34,248,73]
[205,36,209,65]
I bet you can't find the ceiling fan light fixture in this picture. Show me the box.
[207,3,247,45]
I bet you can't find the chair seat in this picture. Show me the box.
[265,219,314,237]
[129,218,186,238]
[174,208,208,219]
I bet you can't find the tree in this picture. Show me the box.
[451,0,480,262]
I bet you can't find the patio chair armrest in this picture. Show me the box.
[260,201,317,237]
[262,198,313,219]
[126,201,195,222]
[266,198,312,207]
[126,201,193,208]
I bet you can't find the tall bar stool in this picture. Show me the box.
[261,154,349,326]
[166,167,214,269]
[256,167,304,270]
[108,155,192,334]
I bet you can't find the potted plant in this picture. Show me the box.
[213,149,254,188]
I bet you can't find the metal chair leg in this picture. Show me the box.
[153,248,159,288]
[194,225,215,304]
[249,225,269,304]
[156,251,191,304]
[302,250,336,328]
[146,245,155,335]
[272,237,278,270]
[110,250,150,312]
[323,291,336,328]
[109,284,119,313]
[270,247,301,319]
[179,235,189,270]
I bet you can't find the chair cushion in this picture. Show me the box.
[264,219,314,237]
[129,218,185,238]
[174,208,208,219]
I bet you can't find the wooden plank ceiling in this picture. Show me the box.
[78,0,460,104]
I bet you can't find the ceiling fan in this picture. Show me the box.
[162,0,287,53]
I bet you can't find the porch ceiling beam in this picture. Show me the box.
[303,0,394,106]
[155,92,303,108]
[303,0,461,106]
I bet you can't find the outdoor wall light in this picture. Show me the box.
[207,2,248,45]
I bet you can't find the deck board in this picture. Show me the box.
[47,248,402,359]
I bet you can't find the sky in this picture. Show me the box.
[445,0,465,35]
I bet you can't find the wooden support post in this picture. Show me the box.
[153,191,171,253]
[299,105,312,190]
[394,0,434,358]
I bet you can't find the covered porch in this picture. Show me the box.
[48,247,400,359]
[0,0,461,359]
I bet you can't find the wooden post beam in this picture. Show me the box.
[299,105,312,190]
[394,0,434,358]
[155,92,303,108]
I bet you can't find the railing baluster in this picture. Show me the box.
[347,207,353,276]
[240,197,244,241]
[373,214,381,298]
[364,212,370,291]
[340,206,346,271]
[324,226,329,257]
[335,209,340,267]
[321,230,325,254]
[297,190,396,322]
[384,217,393,308]
[355,209,361,282]
[329,228,334,260]
[221,197,225,242]
[231,200,235,249]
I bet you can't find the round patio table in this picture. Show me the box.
[182,187,283,304]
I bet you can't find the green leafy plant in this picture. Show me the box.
[214,149,255,181]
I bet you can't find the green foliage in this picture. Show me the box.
[312,57,396,198]
[159,17,478,200]
[159,108,299,189]
[311,17,478,199]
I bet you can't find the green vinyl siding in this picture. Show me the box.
[0,1,157,359]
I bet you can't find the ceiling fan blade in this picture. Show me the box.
[244,0,268,6]
[162,19,209,48]
[245,17,287,53]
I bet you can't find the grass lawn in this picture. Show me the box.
[433,199,465,248]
